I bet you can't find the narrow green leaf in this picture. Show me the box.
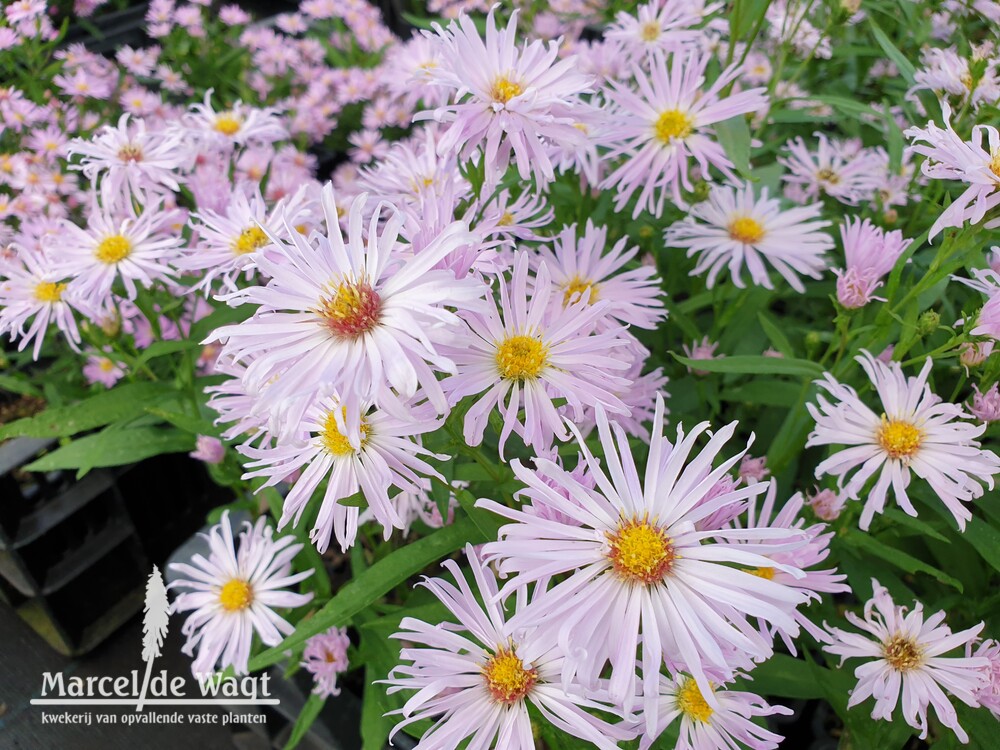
[136,339,199,365]
[867,18,916,85]
[881,509,950,544]
[743,653,829,699]
[145,406,219,437]
[958,516,1000,575]
[284,693,325,750]
[248,517,483,672]
[714,115,752,179]
[719,380,803,407]
[844,533,963,591]
[671,353,824,378]
[23,426,195,472]
[0,382,174,439]
[757,312,795,357]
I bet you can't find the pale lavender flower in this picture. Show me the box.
[805,487,848,521]
[302,627,350,697]
[738,454,769,483]
[969,383,1000,422]
[834,218,911,309]
[779,134,885,205]
[604,0,712,63]
[190,435,225,464]
[824,580,989,743]
[807,351,1000,530]
[83,352,125,388]
[185,90,288,148]
[682,335,722,375]
[169,511,314,675]
[969,639,1000,719]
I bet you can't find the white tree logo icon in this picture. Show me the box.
[136,565,170,711]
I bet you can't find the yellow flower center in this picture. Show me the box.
[728,216,766,244]
[654,109,694,143]
[495,335,548,380]
[219,579,253,612]
[877,418,922,460]
[317,279,382,339]
[677,677,714,723]
[607,516,675,585]
[562,276,598,306]
[34,281,66,303]
[232,226,269,255]
[117,144,144,162]
[214,113,242,136]
[491,76,523,104]
[960,71,974,91]
[747,566,775,579]
[497,211,515,227]
[320,408,369,457]
[816,167,841,185]
[95,234,132,264]
[99,359,115,372]
[882,635,923,672]
[640,21,660,42]
[990,149,1000,180]
[481,647,537,705]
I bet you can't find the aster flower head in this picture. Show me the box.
[604,0,715,64]
[682,335,722,375]
[665,181,833,292]
[478,396,812,723]
[441,251,632,457]
[779,134,885,206]
[302,626,350,697]
[420,8,594,189]
[969,383,1000,422]
[168,511,314,676]
[186,89,288,148]
[600,49,767,218]
[384,544,634,750]
[641,673,791,750]
[534,220,666,329]
[904,102,1000,238]
[209,185,487,416]
[823,580,989,743]
[806,350,1000,530]
[834,217,911,309]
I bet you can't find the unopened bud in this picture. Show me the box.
[917,310,940,336]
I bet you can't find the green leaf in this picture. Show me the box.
[757,311,794,357]
[145,406,219,437]
[719,380,803,407]
[0,373,43,398]
[867,18,916,85]
[714,115,752,179]
[743,653,829,699]
[136,339,199,365]
[0,382,174,439]
[284,693,325,750]
[880,508,950,544]
[670,353,824,378]
[843,532,963,591]
[958,516,1000,575]
[23,426,195,472]
[248,517,485,672]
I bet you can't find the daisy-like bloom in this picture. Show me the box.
[239,392,446,553]
[533,220,666,329]
[67,113,189,206]
[823,579,989,743]
[384,545,634,750]
[969,383,1000,422]
[82,351,125,388]
[185,89,288,148]
[682,335,722,375]
[604,0,713,63]
[168,511,314,676]
[833,217,911,309]
[805,486,848,521]
[955,268,1000,342]
[904,103,1000,238]
[806,350,1000,530]
[420,8,594,188]
[478,396,811,721]
[208,186,486,415]
[0,247,85,359]
[778,134,884,206]
[54,199,182,301]
[301,626,350,697]
[969,639,1000,719]
[909,48,999,111]
[665,181,833,292]
[190,435,225,465]
[600,50,767,218]
[441,252,631,456]
[641,673,790,750]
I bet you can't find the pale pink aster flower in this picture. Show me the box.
[600,50,767,217]
[779,134,885,205]
[473,188,554,243]
[67,114,189,206]
[910,48,999,111]
[190,435,224,464]
[384,545,635,750]
[240,393,446,553]
[641,674,790,750]
[904,103,1000,238]
[185,90,288,148]
[682,335,722,375]
[83,352,125,388]
[969,639,1000,718]
[604,0,714,63]
[302,627,350,697]
[169,511,314,676]
[823,580,988,743]
[665,181,833,292]
[738,454,769,483]
[806,350,1000,530]
[959,340,994,369]
[955,268,1000,341]
[356,128,468,209]
[441,252,631,456]
[420,8,594,188]
[969,383,1000,422]
[209,186,486,415]
[55,199,182,301]
[478,397,811,721]
[534,220,666,329]
[0,248,85,359]
[805,486,847,521]
[834,217,911,309]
